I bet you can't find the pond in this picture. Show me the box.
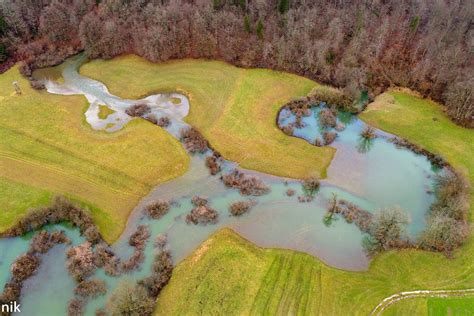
[0,56,442,315]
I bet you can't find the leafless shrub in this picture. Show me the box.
[286,189,295,196]
[314,137,324,147]
[301,177,320,196]
[318,108,337,128]
[389,137,446,168]
[205,153,222,175]
[157,116,171,127]
[144,114,158,125]
[138,250,173,298]
[29,230,69,254]
[221,170,270,196]
[121,250,145,273]
[180,127,208,154]
[281,124,294,135]
[360,126,377,140]
[186,197,219,225]
[129,225,150,251]
[66,242,95,282]
[125,104,150,117]
[336,199,374,233]
[229,200,256,216]
[323,131,337,145]
[30,78,45,90]
[107,282,154,316]
[75,279,107,298]
[144,200,170,220]
[11,254,40,282]
[93,243,119,276]
[67,298,84,316]
[154,234,168,249]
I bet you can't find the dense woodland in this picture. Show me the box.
[0,0,472,126]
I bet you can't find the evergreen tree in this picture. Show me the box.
[244,15,252,33]
[256,19,264,39]
[278,0,290,14]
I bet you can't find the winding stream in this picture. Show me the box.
[0,56,442,315]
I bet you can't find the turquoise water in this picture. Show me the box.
[0,57,442,314]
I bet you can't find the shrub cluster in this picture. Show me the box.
[93,243,120,276]
[179,127,208,154]
[29,230,70,254]
[318,108,337,128]
[335,199,374,233]
[67,298,84,316]
[221,170,270,196]
[419,172,469,255]
[1,196,103,245]
[186,196,219,225]
[157,116,171,128]
[229,200,257,216]
[144,200,170,220]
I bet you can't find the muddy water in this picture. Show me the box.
[0,56,441,315]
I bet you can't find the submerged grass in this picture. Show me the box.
[80,56,335,179]
[156,91,474,315]
[0,66,189,242]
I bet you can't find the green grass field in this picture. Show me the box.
[0,66,189,242]
[155,91,474,315]
[80,56,335,179]
[381,296,474,315]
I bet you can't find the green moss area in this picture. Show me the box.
[0,66,189,242]
[98,105,115,119]
[80,56,335,179]
[156,92,474,315]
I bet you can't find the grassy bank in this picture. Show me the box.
[80,56,335,179]
[156,91,474,315]
[0,66,189,242]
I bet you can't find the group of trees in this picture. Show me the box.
[0,0,472,126]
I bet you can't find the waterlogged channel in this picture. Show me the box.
[0,56,442,314]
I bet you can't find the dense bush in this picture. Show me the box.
[229,200,256,216]
[179,127,208,154]
[144,200,170,220]
[309,87,355,112]
[221,170,270,196]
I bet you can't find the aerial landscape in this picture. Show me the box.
[0,0,473,315]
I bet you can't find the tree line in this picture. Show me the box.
[0,0,472,126]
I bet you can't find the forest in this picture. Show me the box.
[0,0,472,127]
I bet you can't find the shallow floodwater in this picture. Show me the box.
[0,56,442,315]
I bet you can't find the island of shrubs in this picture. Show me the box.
[186,196,219,225]
[325,171,469,257]
[229,200,257,216]
[221,170,270,196]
